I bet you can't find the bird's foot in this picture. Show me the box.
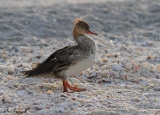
[63,80,86,92]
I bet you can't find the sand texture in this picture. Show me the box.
[0,0,160,114]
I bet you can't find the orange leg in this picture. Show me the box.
[63,80,68,92]
[62,80,86,92]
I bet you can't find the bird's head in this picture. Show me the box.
[73,18,98,37]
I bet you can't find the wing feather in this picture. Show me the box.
[23,45,79,77]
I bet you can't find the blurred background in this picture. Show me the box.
[0,0,124,7]
[0,0,160,42]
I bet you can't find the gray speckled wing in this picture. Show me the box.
[23,45,84,78]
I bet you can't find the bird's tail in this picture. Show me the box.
[22,69,37,77]
[22,63,54,77]
[22,63,40,77]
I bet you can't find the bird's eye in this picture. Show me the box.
[82,27,85,30]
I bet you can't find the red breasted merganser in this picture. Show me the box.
[23,18,98,92]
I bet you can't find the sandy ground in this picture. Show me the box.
[0,0,160,115]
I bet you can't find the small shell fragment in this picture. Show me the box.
[46,90,54,94]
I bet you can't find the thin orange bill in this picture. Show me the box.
[86,30,98,35]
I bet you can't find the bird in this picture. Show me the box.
[23,18,98,92]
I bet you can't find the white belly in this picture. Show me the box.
[66,56,95,77]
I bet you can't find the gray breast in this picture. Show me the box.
[77,35,96,56]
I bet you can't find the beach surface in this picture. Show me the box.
[0,0,160,114]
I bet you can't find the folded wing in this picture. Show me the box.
[23,46,79,77]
